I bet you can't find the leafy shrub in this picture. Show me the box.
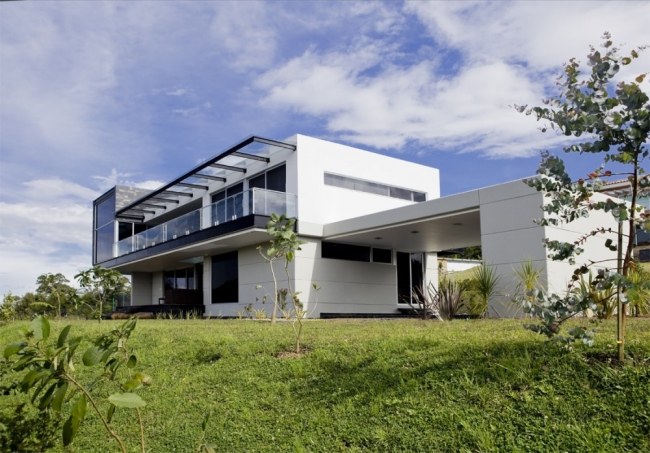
[3,316,150,452]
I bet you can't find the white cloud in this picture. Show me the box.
[256,1,650,157]
[405,1,650,71]
[208,1,277,71]
[0,178,98,295]
[166,88,189,97]
[258,46,552,155]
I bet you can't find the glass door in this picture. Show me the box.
[396,252,424,304]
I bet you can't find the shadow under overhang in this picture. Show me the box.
[323,190,482,253]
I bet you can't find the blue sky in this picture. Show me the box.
[0,1,648,295]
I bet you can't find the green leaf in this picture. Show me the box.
[72,394,87,421]
[32,316,50,342]
[126,354,137,369]
[52,381,68,412]
[39,382,58,410]
[108,392,146,408]
[57,325,72,348]
[3,341,26,359]
[107,404,116,423]
[82,346,104,366]
[62,415,78,447]
[22,369,50,388]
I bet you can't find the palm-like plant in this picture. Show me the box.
[627,265,650,317]
[473,264,500,317]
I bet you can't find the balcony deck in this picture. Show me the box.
[100,189,295,271]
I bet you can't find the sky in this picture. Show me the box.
[0,0,649,296]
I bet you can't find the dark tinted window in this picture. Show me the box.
[324,172,426,202]
[249,173,265,189]
[396,252,411,304]
[227,182,243,196]
[372,248,392,263]
[410,253,424,295]
[322,242,370,262]
[266,165,286,192]
[118,222,132,241]
[639,249,650,262]
[389,187,412,200]
[212,252,238,303]
[636,227,650,245]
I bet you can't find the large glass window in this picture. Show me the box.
[95,195,116,229]
[164,268,196,290]
[93,191,116,264]
[248,164,286,192]
[212,252,238,303]
[324,172,426,202]
[95,223,115,263]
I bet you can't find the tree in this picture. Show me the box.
[0,293,20,322]
[258,214,314,353]
[35,273,76,318]
[518,33,649,358]
[257,214,303,324]
[75,267,130,321]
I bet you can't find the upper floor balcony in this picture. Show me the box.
[113,188,296,259]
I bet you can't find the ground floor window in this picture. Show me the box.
[396,252,424,304]
[212,252,238,303]
[164,268,196,290]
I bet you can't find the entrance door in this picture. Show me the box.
[396,252,424,304]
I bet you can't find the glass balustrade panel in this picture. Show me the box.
[113,189,297,257]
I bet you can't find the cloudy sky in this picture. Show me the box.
[0,1,648,295]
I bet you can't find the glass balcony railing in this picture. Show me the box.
[113,189,296,258]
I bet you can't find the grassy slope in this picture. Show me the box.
[2,318,650,452]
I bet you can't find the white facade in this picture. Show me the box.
[93,134,624,319]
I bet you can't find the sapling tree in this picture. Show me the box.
[257,214,302,323]
[258,214,315,353]
[76,266,130,322]
[3,316,151,452]
[517,33,649,357]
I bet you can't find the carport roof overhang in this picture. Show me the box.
[322,190,482,253]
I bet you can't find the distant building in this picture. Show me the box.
[93,134,624,317]
[600,176,650,263]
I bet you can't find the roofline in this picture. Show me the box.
[115,135,295,217]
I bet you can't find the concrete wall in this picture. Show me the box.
[480,181,625,318]
[293,239,399,317]
[543,192,628,295]
[294,135,440,234]
[479,181,546,318]
[130,273,152,306]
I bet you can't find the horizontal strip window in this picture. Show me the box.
[324,172,426,202]
[322,241,392,264]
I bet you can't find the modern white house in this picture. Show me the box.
[93,134,623,318]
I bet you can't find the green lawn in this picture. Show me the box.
[2,318,650,452]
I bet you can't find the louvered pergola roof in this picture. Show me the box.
[115,136,295,222]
